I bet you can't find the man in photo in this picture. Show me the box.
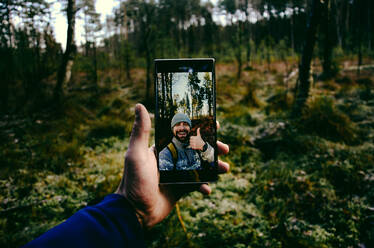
[159,113,215,171]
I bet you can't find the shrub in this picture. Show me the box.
[86,118,129,147]
[335,76,353,85]
[223,105,258,126]
[240,81,262,108]
[111,98,126,109]
[356,77,373,88]
[357,78,374,101]
[299,96,357,144]
[266,90,293,114]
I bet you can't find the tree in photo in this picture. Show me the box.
[203,72,213,116]
[188,71,203,119]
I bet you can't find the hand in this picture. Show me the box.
[189,128,205,151]
[115,104,229,229]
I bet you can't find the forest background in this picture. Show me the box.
[1,0,374,247]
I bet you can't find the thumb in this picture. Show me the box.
[129,104,151,150]
[197,127,201,137]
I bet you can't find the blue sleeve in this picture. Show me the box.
[23,194,146,248]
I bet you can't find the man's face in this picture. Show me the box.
[172,122,191,143]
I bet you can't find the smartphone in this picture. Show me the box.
[154,58,217,184]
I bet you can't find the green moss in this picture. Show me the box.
[2,59,374,248]
[86,118,129,146]
[299,96,357,144]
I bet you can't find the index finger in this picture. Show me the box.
[217,141,229,155]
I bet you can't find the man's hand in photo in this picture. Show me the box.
[189,128,205,151]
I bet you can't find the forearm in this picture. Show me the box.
[23,194,145,248]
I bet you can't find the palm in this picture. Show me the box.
[124,146,177,228]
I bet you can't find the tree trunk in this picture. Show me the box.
[124,41,131,80]
[176,19,182,56]
[168,73,173,118]
[293,0,324,116]
[322,0,334,79]
[188,78,194,120]
[290,0,296,52]
[145,42,151,104]
[236,51,242,80]
[93,42,98,91]
[140,3,154,106]
[188,26,195,56]
[1,49,11,112]
[245,28,251,68]
[244,0,251,68]
[342,0,349,50]
[84,13,89,56]
[23,28,42,107]
[122,3,131,81]
[355,0,364,76]
[266,18,272,72]
[54,0,76,103]
[334,0,342,48]
[357,42,362,76]
[367,1,372,51]
[5,2,13,48]
[161,73,166,119]
[235,22,243,80]
[1,2,13,112]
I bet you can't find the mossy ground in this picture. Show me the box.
[1,59,374,247]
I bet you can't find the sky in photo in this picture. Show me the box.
[172,72,212,117]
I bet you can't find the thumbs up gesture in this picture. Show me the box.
[189,128,206,151]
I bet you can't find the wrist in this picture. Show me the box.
[114,188,146,229]
[134,210,145,229]
[134,208,159,230]
[122,195,158,229]
[112,192,148,229]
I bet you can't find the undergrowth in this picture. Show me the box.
[1,63,374,247]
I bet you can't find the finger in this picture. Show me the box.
[216,121,220,130]
[164,183,211,201]
[217,141,229,155]
[129,104,151,150]
[197,127,201,137]
[199,184,211,195]
[218,160,230,174]
[164,184,200,201]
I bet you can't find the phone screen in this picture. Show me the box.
[154,59,217,184]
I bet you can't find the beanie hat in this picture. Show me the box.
[171,113,191,128]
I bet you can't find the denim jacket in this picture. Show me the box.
[159,137,214,171]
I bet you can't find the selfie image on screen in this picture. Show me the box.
[156,70,216,182]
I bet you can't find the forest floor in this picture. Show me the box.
[1,58,374,247]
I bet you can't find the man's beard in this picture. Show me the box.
[175,130,190,143]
